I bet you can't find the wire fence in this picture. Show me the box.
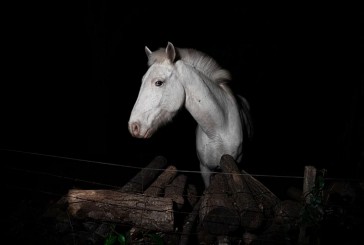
[2,148,363,244]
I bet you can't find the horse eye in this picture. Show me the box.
[155,80,164,87]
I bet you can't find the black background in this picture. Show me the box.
[2,5,363,196]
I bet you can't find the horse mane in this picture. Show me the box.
[148,47,231,85]
[146,44,253,142]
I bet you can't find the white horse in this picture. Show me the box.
[128,42,253,188]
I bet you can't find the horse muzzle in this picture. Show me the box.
[128,121,152,139]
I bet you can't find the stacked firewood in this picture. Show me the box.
[65,155,292,244]
[66,155,200,243]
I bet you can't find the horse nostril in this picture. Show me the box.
[131,122,140,137]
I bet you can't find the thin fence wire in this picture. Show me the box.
[3,148,363,244]
[2,148,363,182]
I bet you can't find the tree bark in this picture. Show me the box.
[67,189,174,232]
[186,184,199,208]
[120,155,168,193]
[220,154,280,232]
[91,155,169,242]
[179,197,202,245]
[144,165,177,197]
[128,165,178,240]
[199,173,240,235]
[165,174,187,210]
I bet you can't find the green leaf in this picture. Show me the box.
[117,233,126,245]
[104,234,117,245]
[317,176,325,189]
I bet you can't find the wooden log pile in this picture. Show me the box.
[63,154,315,244]
[66,156,182,233]
[197,154,282,244]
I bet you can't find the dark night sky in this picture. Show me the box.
[2,5,363,193]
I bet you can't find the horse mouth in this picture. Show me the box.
[144,128,152,139]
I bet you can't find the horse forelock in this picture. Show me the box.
[147,47,231,85]
[147,48,169,66]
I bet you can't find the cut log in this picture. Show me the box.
[120,155,168,193]
[130,166,177,240]
[67,189,174,232]
[220,154,280,232]
[91,156,168,242]
[199,173,240,235]
[128,165,178,240]
[144,165,177,197]
[165,174,187,210]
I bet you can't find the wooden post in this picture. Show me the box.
[298,165,317,245]
[302,166,317,204]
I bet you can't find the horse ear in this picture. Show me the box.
[145,46,152,58]
[166,42,176,62]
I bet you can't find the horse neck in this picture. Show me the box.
[179,66,233,137]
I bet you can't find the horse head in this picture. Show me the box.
[128,42,185,138]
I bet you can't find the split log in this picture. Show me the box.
[199,173,240,235]
[220,154,281,232]
[120,155,168,193]
[67,189,174,232]
[144,165,177,197]
[165,174,187,210]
